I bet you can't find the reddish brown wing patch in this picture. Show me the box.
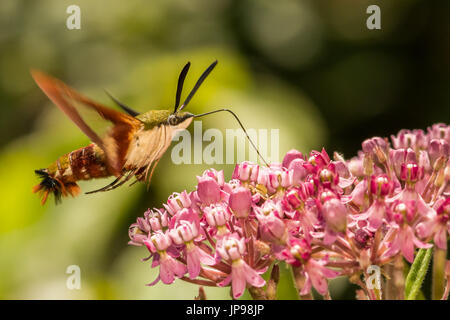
[31,70,142,176]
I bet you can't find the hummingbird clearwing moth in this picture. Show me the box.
[31,61,267,205]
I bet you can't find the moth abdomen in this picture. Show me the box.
[67,144,110,181]
[33,143,113,204]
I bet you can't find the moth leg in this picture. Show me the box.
[100,170,137,191]
[85,175,123,194]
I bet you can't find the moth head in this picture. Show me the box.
[168,112,194,126]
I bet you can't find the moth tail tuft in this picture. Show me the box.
[33,169,80,205]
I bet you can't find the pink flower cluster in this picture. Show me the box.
[129,123,449,299]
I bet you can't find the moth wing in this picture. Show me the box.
[31,70,142,176]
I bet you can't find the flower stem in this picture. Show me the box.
[393,255,405,299]
[248,286,267,300]
[432,247,447,300]
[195,286,207,300]
[405,248,433,300]
[266,264,280,300]
[384,264,396,300]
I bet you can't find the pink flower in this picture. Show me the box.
[281,238,338,295]
[383,201,432,262]
[362,137,388,163]
[302,259,340,296]
[370,174,393,198]
[282,149,304,168]
[391,129,428,151]
[400,163,424,183]
[216,234,265,299]
[288,158,308,186]
[417,197,450,249]
[163,191,191,216]
[169,220,215,279]
[229,187,252,218]
[283,187,317,240]
[390,186,435,218]
[148,208,170,231]
[257,165,293,194]
[428,139,449,167]
[348,153,365,177]
[322,197,347,234]
[427,123,450,141]
[232,161,259,183]
[307,149,330,169]
[201,168,225,186]
[128,224,148,246]
[352,175,393,231]
[144,231,187,285]
[128,209,170,245]
[255,201,288,244]
[203,203,231,235]
[196,175,221,205]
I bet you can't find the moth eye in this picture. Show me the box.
[168,115,178,126]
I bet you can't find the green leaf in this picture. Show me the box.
[405,248,433,300]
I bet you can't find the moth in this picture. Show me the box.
[32,61,266,205]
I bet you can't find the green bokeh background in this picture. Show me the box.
[0,0,448,299]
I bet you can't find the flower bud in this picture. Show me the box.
[258,213,287,244]
[196,175,221,205]
[348,156,364,177]
[353,229,371,250]
[288,158,308,185]
[322,198,347,233]
[362,137,388,163]
[282,149,303,168]
[229,187,252,218]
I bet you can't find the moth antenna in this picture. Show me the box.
[174,62,191,113]
[178,60,218,112]
[193,108,269,166]
[104,90,140,117]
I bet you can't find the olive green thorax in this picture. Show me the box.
[136,109,192,130]
[136,109,171,129]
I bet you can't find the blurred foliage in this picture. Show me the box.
[0,0,448,299]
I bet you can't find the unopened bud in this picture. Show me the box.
[254,240,271,256]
